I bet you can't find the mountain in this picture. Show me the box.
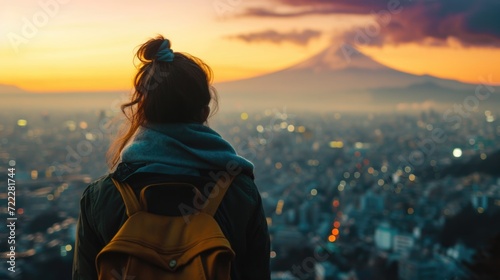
[0,84,28,94]
[215,46,499,112]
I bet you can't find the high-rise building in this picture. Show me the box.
[374,222,396,251]
[393,234,414,256]
[399,258,440,280]
[471,193,488,210]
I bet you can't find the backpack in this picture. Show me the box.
[95,175,236,280]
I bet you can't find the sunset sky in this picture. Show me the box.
[1,0,499,93]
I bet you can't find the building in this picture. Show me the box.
[374,222,396,251]
[393,234,414,256]
[398,257,440,280]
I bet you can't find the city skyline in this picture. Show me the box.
[1,108,499,279]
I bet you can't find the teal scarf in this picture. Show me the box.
[120,123,254,177]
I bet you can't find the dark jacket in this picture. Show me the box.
[72,163,271,280]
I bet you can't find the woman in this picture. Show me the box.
[72,35,270,280]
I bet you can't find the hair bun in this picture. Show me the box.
[156,40,174,62]
[140,36,171,61]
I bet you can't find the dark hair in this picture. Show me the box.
[107,35,218,168]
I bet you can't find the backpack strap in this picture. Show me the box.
[111,178,142,216]
[112,175,235,217]
[202,175,235,216]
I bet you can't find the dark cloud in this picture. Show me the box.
[241,0,500,47]
[227,29,322,45]
[241,0,407,17]
[242,7,342,17]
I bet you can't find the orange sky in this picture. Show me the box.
[1,0,499,93]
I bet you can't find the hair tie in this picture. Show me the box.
[156,40,174,62]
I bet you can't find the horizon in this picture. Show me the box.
[3,45,500,95]
[2,43,499,114]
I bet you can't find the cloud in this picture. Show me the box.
[227,29,322,45]
[241,0,500,47]
[241,7,339,17]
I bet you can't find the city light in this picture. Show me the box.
[485,110,495,122]
[332,199,340,208]
[65,121,77,131]
[329,141,344,148]
[275,199,284,215]
[307,159,319,166]
[85,133,95,141]
[17,119,28,126]
[45,166,56,178]
[296,126,306,133]
[328,235,337,242]
[31,170,38,180]
[79,121,88,129]
[453,148,463,158]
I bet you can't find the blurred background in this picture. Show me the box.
[1,0,500,279]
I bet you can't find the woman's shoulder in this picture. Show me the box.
[80,173,128,242]
[224,173,263,209]
[80,174,122,212]
[82,174,115,197]
[232,173,259,194]
[199,169,259,198]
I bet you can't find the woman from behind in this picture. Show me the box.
[72,35,270,280]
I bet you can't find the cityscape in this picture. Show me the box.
[2,0,500,279]
[1,103,499,279]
